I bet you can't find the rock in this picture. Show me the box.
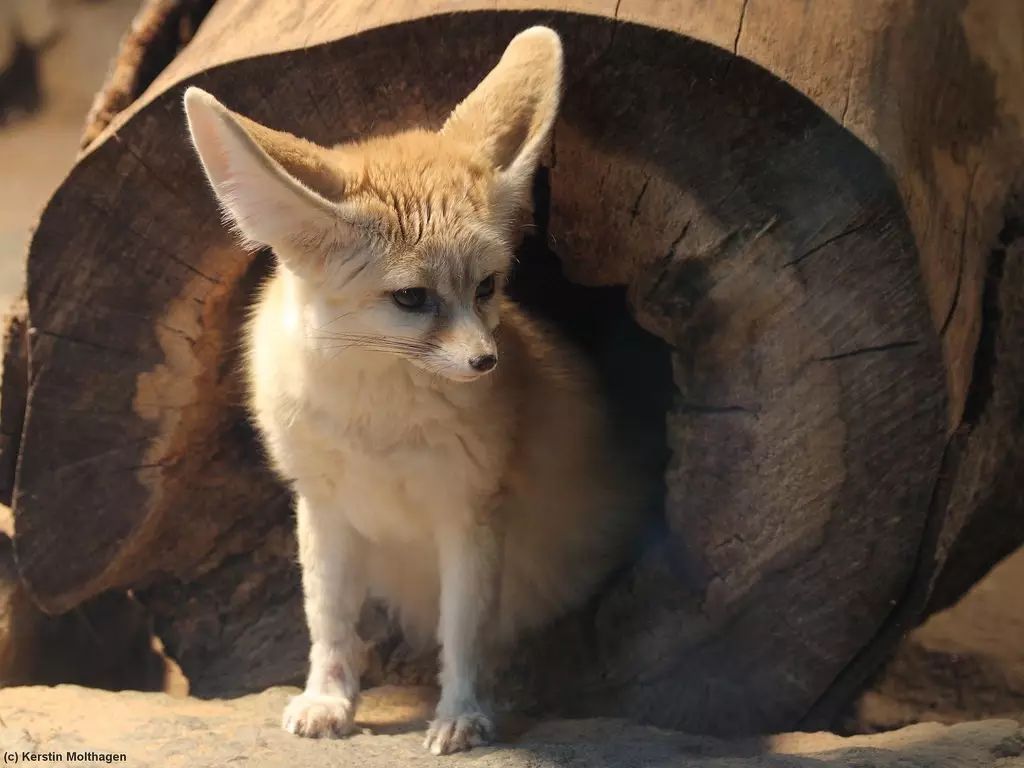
[0,684,1021,768]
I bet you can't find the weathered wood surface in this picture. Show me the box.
[0,299,26,508]
[8,0,1023,736]
[0,0,217,505]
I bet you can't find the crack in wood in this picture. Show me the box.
[940,163,980,337]
[33,328,135,359]
[815,340,920,363]
[45,437,151,477]
[783,217,876,269]
[126,460,174,471]
[733,0,750,55]
[839,67,854,127]
[960,214,1022,425]
[643,221,692,302]
[113,134,207,216]
[676,402,758,416]
[79,197,223,284]
[629,175,651,223]
[609,0,623,51]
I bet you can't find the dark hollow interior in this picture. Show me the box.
[508,168,675,543]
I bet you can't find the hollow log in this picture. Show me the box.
[8,0,1023,736]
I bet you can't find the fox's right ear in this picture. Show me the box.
[183,87,365,273]
[441,27,562,218]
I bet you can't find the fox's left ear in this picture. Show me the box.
[441,26,562,216]
[183,87,368,277]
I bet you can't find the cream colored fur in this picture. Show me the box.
[184,27,639,756]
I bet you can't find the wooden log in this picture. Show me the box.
[80,0,216,151]
[9,0,1023,735]
[0,0,218,507]
[0,299,27,508]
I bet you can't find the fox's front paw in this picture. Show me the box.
[282,692,357,738]
[423,711,494,755]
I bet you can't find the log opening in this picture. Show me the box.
[510,169,675,491]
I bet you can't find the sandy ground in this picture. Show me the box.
[1,684,1021,767]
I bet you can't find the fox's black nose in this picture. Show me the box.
[469,354,497,372]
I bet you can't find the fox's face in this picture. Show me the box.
[184,28,562,381]
[292,136,514,382]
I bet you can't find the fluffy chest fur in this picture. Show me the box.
[249,271,513,544]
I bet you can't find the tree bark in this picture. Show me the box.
[8,0,1023,736]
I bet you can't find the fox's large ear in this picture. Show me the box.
[183,87,364,272]
[441,26,562,215]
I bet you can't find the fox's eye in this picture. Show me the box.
[392,288,428,310]
[475,274,496,301]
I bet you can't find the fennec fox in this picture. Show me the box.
[184,27,639,755]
